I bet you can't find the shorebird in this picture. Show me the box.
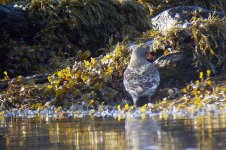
[123,44,160,106]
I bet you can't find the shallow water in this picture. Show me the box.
[1,113,226,150]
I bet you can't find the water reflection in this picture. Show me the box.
[0,117,127,150]
[125,118,160,150]
[0,113,226,149]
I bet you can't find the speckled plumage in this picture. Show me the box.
[123,45,160,106]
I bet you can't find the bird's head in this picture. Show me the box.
[133,44,149,56]
[130,44,153,62]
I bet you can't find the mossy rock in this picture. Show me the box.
[151,6,226,32]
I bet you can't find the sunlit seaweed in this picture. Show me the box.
[47,44,130,106]
[0,75,53,109]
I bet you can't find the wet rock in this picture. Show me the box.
[23,74,50,84]
[9,74,50,85]
[154,52,197,83]
[0,5,29,38]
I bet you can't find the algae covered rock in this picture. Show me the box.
[151,6,226,32]
[147,6,226,75]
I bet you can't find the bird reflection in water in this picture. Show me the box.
[125,118,160,150]
[1,114,226,149]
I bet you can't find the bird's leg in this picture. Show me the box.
[148,96,151,102]
[132,96,138,106]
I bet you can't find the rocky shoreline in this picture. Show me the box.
[0,1,226,116]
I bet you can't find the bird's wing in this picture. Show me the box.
[123,64,160,97]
